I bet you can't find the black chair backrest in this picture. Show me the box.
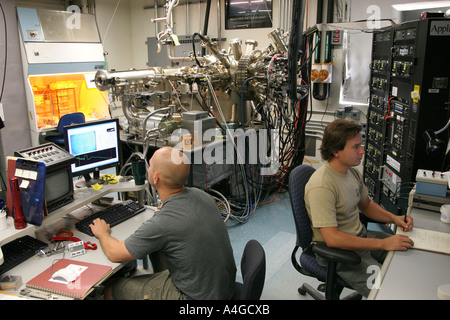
[240,239,266,300]
[289,164,316,250]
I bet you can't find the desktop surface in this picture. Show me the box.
[375,249,450,300]
[1,205,154,299]
[370,208,450,300]
[0,180,152,299]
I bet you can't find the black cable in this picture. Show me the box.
[287,0,306,101]
[0,2,7,102]
[192,33,205,68]
[201,0,211,56]
[0,2,7,194]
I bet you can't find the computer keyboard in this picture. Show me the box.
[0,235,47,275]
[75,200,146,236]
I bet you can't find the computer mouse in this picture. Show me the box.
[52,267,80,283]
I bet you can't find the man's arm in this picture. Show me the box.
[320,227,413,251]
[320,196,414,252]
[357,196,413,231]
[90,218,136,263]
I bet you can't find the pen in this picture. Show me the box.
[402,213,407,232]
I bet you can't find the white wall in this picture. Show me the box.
[97,0,285,70]
[0,0,31,191]
[96,0,442,74]
[95,0,133,70]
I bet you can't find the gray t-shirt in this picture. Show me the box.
[125,187,236,299]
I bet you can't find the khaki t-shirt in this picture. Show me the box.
[305,162,368,243]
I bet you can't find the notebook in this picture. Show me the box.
[397,227,450,255]
[26,259,113,299]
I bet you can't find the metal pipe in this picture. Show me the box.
[94,69,161,91]
[166,0,177,30]
[217,0,221,47]
[155,0,159,35]
[122,95,139,123]
[198,1,202,34]
[202,0,212,55]
[152,17,166,23]
[142,107,171,144]
[166,45,208,63]
[185,0,189,35]
[278,0,282,29]
[80,0,88,13]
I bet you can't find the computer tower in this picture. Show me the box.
[364,17,450,215]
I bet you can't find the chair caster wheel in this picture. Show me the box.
[298,287,306,295]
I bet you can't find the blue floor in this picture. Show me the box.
[226,190,319,300]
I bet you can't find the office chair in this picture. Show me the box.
[233,239,266,300]
[45,112,85,145]
[289,164,362,300]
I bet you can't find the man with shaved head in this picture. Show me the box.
[90,147,236,300]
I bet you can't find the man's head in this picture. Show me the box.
[320,119,363,162]
[148,147,190,189]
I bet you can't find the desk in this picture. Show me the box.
[0,180,146,247]
[0,181,153,299]
[368,208,450,300]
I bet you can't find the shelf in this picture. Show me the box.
[0,180,147,247]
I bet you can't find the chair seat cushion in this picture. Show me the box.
[300,247,352,288]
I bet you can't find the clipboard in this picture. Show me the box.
[14,158,46,226]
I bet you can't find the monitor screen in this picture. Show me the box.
[45,167,74,211]
[64,118,120,187]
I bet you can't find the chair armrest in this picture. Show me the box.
[312,242,361,265]
[359,212,380,227]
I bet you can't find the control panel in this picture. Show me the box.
[415,169,448,197]
[14,142,75,168]
[14,142,76,213]
[364,18,450,215]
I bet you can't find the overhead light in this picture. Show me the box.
[392,1,450,11]
[230,0,271,5]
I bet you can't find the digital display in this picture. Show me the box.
[68,241,86,257]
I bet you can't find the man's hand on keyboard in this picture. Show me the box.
[89,218,111,239]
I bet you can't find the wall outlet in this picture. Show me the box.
[351,109,360,120]
[336,108,345,118]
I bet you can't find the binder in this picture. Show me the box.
[26,259,113,299]
[14,159,46,226]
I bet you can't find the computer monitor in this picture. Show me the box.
[64,118,121,188]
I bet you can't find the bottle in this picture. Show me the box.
[10,177,27,229]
